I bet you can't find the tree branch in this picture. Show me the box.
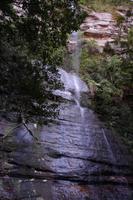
[23,122,39,141]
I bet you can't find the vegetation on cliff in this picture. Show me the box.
[80,26,133,150]
[80,0,132,11]
[0,0,84,125]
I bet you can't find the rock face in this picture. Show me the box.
[80,12,116,49]
[0,28,133,199]
[80,9,133,51]
[0,70,133,200]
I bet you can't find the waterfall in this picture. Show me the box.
[58,68,88,118]
[69,31,81,73]
[57,31,87,118]
[1,31,133,200]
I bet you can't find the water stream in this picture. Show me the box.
[0,32,133,200]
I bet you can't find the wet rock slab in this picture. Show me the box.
[0,101,133,199]
[0,177,133,200]
[0,69,133,199]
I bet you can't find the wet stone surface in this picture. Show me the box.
[0,101,133,200]
[0,69,133,199]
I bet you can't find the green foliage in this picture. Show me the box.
[80,39,133,149]
[116,15,125,26]
[128,28,133,47]
[80,51,123,99]
[80,0,130,5]
[0,0,85,63]
[79,0,131,11]
[0,39,60,124]
[127,28,133,57]
[0,0,84,124]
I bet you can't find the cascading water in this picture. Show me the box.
[59,31,87,118]
[69,31,81,73]
[57,68,88,118]
[0,31,133,200]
